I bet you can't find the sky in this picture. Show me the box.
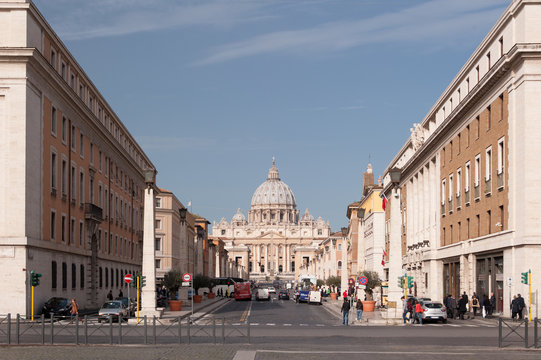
[33,0,511,231]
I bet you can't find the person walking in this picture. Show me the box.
[482,295,490,318]
[118,289,124,298]
[448,295,457,320]
[343,289,348,300]
[489,293,496,316]
[341,298,351,326]
[356,298,364,323]
[414,300,424,325]
[516,294,526,320]
[401,296,409,324]
[69,298,81,324]
[511,295,519,321]
[458,294,468,320]
[107,290,113,301]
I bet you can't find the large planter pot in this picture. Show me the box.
[362,300,376,312]
[193,295,203,303]
[207,292,215,299]
[330,293,338,300]
[168,300,182,311]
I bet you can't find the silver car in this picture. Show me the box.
[98,300,129,323]
[421,301,448,323]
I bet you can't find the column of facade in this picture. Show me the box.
[215,251,220,277]
[265,245,268,273]
[275,245,279,273]
[141,186,160,316]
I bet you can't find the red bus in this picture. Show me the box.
[234,282,252,301]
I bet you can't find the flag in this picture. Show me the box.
[381,249,387,266]
[380,192,388,211]
[187,201,192,207]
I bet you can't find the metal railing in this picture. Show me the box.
[498,317,535,348]
[0,314,250,345]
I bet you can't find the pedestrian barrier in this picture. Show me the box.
[498,317,529,348]
[0,313,250,345]
[534,317,540,348]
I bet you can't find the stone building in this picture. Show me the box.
[212,160,331,281]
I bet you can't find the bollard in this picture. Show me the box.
[178,316,182,344]
[144,316,148,344]
[525,318,529,348]
[7,314,11,345]
[109,316,113,345]
[187,317,191,344]
[213,318,216,345]
[498,317,502,348]
[118,317,122,345]
[222,317,225,344]
[535,318,538,348]
[153,316,156,345]
[50,315,54,344]
[247,321,250,344]
[16,314,20,345]
[84,315,88,345]
[41,314,45,345]
[75,315,79,345]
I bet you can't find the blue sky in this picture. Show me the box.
[33,0,510,230]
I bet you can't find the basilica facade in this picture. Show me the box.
[211,160,331,281]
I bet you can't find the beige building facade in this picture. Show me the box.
[382,0,541,317]
[0,0,154,315]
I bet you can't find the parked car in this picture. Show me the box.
[421,301,447,323]
[115,297,136,316]
[42,297,71,318]
[256,288,270,301]
[268,287,276,294]
[98,300,129,323]
[278,290,290,300]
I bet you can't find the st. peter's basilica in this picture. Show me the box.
[211,160,331,281]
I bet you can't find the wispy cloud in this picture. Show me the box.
[194,0,509,65]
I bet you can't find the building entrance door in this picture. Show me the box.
[476,253,503,313]
[443,261,460,299]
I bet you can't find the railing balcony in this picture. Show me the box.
[474,185,480,200]
[497,172,504,190]
[485,178,492,195]
[456,194,462,208]
[84,203,103,223]
[465,190,470,205]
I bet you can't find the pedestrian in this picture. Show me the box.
[414,300,424,325]
[482,295,490,318]
[471,294,480,318]
[343,289,348,300]
[107,290,113,301]
[356,298,364,323]
[407,297,415,322]
[511,295,518,321]
[448,295,457,320]
[516,294,526,319]
[69,298,81,324]
[341,298,351,326]
[489,293,496,316]
[118,289,123,298]
[458,294,468,320]
[401,296,409,324]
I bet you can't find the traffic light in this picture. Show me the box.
[521,271,530,285]
[30,270,42,287]
[407,276,414,289]
[140,275,146,288]
[397,276,404,288]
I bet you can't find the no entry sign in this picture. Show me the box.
[183,273,192,282]
[124,274,133,284]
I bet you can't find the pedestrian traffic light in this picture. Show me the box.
[407,276,414,289]
[521,271,530,285]
[397,276,404,288]
[30,270,42,287]
[140,275,146,288]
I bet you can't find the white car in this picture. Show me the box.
[256,288,270,301]
[268,287,276,294]
[308,291,322,305]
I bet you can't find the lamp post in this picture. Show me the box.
[341,227,348,298]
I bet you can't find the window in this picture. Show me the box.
[475,116,480,139]
[485,147,492,180]
[487,210,492,234]
[90,143,94,164]
[497,137,505,174]
[51,261,57,289]
[221,229,226,235]
[61,214,66,242]
[441,179,446,204]
[71,125,76,150]
[338,244,342,250]
[51,106,57,135]
[476,65,480,82]
[318,229,322,235]
[465,162,471,192]
[50,49,56,68]
[449,141,453,161]
[467,218,470,239]
[155,259,161,269]
[448,174,453,201]
[62,262,67,289]
[499,205,504,230]
[155,198,161,208]
[155,219,161,229]
[70,74,75,89]
[487,52,491,69]
[50,210,56,240]
[79,171,84,204]
[99,150,102,171]
[71,165,76,201]
[79,222,84,246]
[475,155,481,186]
[61,117,67,143]
[79,84,83,98]
[98,184,102,207]
[457,168,462,196]
[61,159,67,196]
[116,269,119,287]
[105,268,109,288]
[70,218,75,245]
[499,94,504,122]
[80,264,85,289]
[71,263,76,289]
[466,77,470,92]
[50,151,57,191]
[442,147,445,166]
[476,214,480,237]
[61,63,66,79]
[155,237,161,251]
[457,133,461,154]
[80,133,84,157]
[487,105,491,131]
[337,261,342,269]
[466,125,470,147]
[458,88,461,102]
[99,267,103,288]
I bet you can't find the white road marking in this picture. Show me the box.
[316,324,325,327]
[300,323,308,326]
[283,324,292,326]
[266,323,275,326]
[233,350,257,360]
[257,350,475,355]
[251,323,259,326]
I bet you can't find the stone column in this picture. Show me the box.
[215,251,220,277]
[341,235,348,297]
[387,188,404,307]
[141,185,160,317]
[265,245,268,273]
[282,244,286,273]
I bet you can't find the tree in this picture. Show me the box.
[316,279,325,288]
[326,276,341,291]
[162,270,182,299]
[359,270,381,301]
[193,274,212,292]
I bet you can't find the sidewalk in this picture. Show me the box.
[159,296,231,323]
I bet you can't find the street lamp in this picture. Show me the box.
[143,169,156,188]
[357,207,365,219]
[341,227,348,236]
[389,167,401,186]
[179,207,187,224]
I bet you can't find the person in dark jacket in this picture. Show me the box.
[489,293,496,316]
[341,298,351,326]
[356,298,364,322]
[458,295,468,319]
[511,295,519,321]
[516,294,526,319]
[448,295,457,320]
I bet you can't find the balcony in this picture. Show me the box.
[474,185,480,201]
[456,194,461,209]
[465,190,470,205]
[497,172,504,190]
[84,203,103,223]
[484,178,492,196]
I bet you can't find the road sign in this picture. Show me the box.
[182,282,190,287]
[183,273,192,282]
[358,276,368,285]
[357,284,366,289]
[124,274,132,284]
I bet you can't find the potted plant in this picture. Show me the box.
[326,276,341,300]
[163,270,183,311]
[193,275,212,303]
[359,270,381,312]
[207,279,216,299]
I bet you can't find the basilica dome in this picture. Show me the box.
[232,208,246,222]
[250,160,296,208]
